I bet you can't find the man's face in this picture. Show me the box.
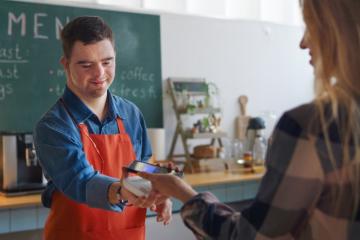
[62,39,116,101]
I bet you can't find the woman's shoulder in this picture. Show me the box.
[276,102,319,139]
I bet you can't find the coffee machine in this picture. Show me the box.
[0,133,46,196]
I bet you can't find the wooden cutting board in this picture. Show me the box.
[236,95,250,141]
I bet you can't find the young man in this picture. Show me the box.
[34,16,171,240]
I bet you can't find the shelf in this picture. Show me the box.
[185,131,227,139]
[178,107,221,114]
[167,78,226,171]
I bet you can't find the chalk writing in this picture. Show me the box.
[8,12,26,36]
[34,13,48,39]
[0,83,13,101]
[0,45,24,60]
[48,84,65,96]
[0,64,19,79]
[0,44,29,82]
[120,66,155,82]
[57,69,65,77]
[7,12,70,40]
[113,84,157,99]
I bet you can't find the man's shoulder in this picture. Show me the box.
[111,95,141,116]
[35,100,77,135]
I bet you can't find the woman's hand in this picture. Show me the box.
[138,172,198,203]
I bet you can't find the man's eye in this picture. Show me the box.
[103,61,111,66]
[81,64,91,68]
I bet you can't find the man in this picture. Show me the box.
[34,16,171,240]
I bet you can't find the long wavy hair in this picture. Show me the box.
[302,0,360,215]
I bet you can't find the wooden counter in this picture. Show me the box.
[0,168,264,210]
[0,194,42,210]
[0,169,264,234]
[184,168,264,187]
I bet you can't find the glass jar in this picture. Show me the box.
[243,151,253,168]
[253,134,267,165]
[231,139,243,161]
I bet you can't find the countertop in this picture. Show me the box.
[0,194,42,209]
[0,167,264,209]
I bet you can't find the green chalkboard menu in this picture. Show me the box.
[0,0,163,132]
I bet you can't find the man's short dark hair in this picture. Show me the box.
[61,16,114,59]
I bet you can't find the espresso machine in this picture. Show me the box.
[0,133,46,196]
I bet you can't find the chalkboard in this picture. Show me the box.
[0,0,163,132]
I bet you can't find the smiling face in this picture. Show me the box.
[61,39,116,101]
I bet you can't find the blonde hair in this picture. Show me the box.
[302,0,360,215]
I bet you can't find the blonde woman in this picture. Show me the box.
[138,0,360,239]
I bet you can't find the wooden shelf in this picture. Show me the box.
[167,78,226,171]
[177,107,221,114]
[184,131,227,139]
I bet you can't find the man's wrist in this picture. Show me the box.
[116,185,128,205]
[108,182,127,205]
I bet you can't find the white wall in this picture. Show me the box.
[160,14,313,154]
[98,0,142,8]
[187,0,226,17]
[43,0,303,25]
[226,0,260,19]
[144,0,186,12]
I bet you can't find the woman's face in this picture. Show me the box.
[300,29,314,66]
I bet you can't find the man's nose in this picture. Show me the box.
[93,63,105,77]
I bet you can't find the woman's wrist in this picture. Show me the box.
[176,185,198,203]
[179,189,198,203]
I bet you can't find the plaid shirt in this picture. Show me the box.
[180,103,360,239]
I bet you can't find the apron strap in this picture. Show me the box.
[116,118,126,133]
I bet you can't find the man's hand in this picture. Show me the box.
[108,181,158,208]
[121,186,158,208]
[151,198,173,225]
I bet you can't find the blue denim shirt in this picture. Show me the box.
[34,86,152,212]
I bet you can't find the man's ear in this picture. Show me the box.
[60,56,72,71]
[60,56,71,80]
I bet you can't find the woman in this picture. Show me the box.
[139,0,360,239]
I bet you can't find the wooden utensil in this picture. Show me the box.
[236,95,250,141]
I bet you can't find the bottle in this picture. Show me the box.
[253,133,267,165]
[218,147,226,160]
[246,117,265,152]
[243,151,253,168]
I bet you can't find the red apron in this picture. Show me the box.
[44,116,146,240]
